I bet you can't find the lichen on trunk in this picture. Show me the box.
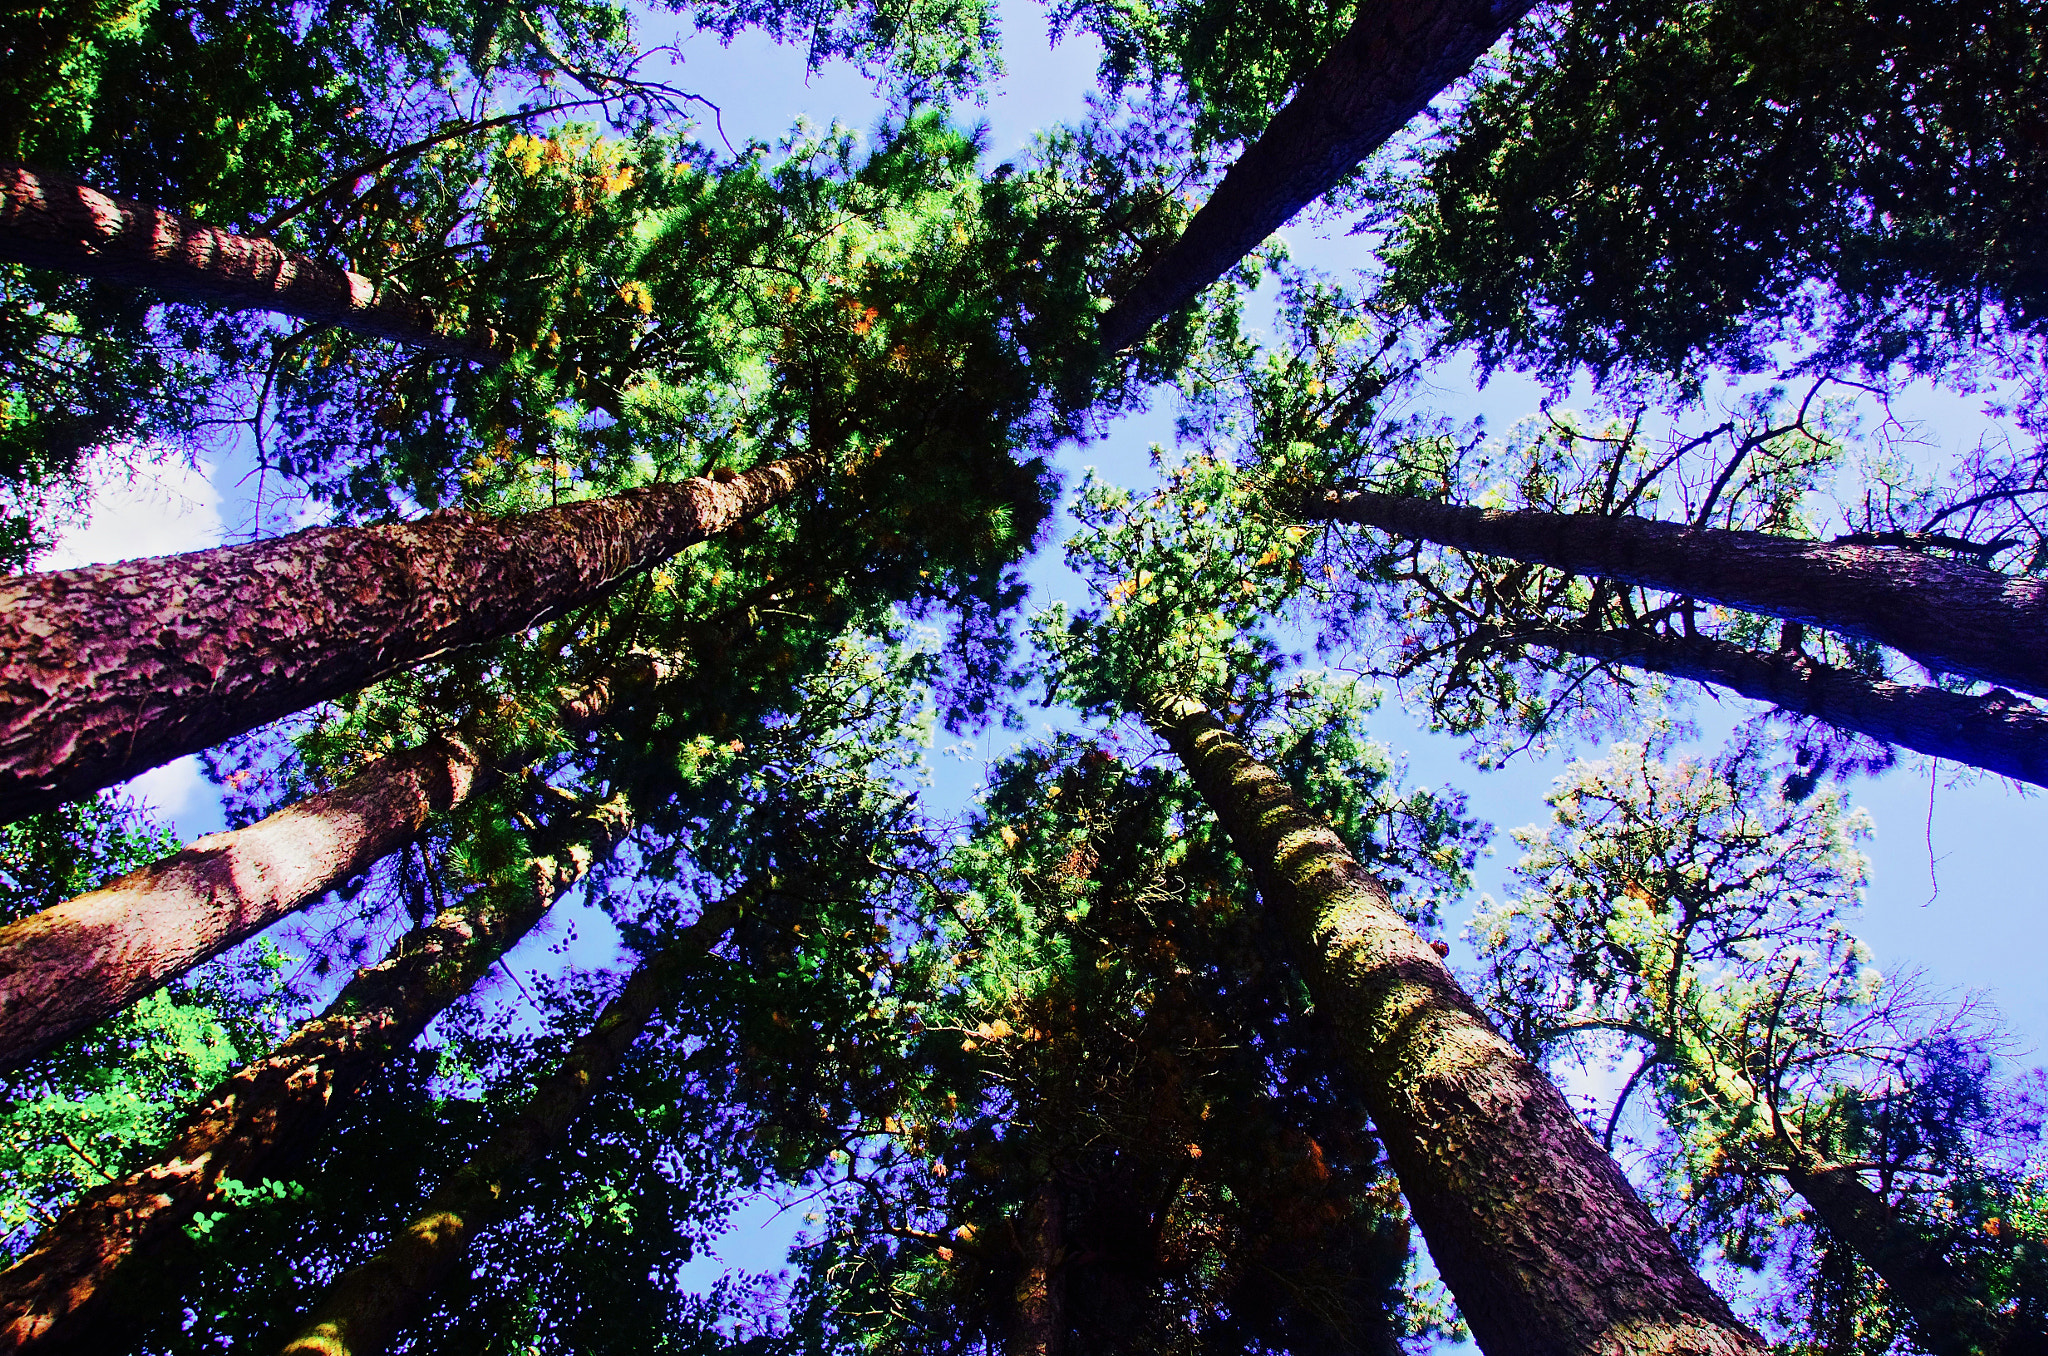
[1141,690,1762,1356]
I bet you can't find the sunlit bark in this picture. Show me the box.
[0,801,629,1350]
[1143,691,1762,1356]
[0,452,822,823]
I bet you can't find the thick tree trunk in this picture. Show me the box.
[1008,1180,1064,1356]
[0,663,657,1071]
[1142,691,1761,1356]
[1097,0,1533,353]
[275,895,738,1356]
[0,165,510,361]
[1309,490,2048,699]
[0,733,487,1071]
[1782,1160,2016,1356]
[0,452,822,824]
[1523,626,2048,787]
[0,804,626,1351]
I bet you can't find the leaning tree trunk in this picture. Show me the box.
[1008,1180,1065,1356]
[1307,490,2048,700]
[0,661,656,1070]
[1141,691,1761,1356]
[275,894,739,1356]
[0,802,628,1351]
[0,732,489,1071]
[0,451,822,824]
[0,165,510,361]
[1521,626,2048,788]
[1097,0,1534,352]
[1781,1160,2017,1356]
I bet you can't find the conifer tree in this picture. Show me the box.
[1473,735,2048,1354]
[1031,451,1764,1353]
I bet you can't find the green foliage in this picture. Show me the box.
[0,797,297,1258]
[764,732,1473,1353]
[1383,0,2048,385]
[683,0,1002,102]
[1472,733,2048,1350]
[1049,0,1355,149]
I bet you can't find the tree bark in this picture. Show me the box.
[1781,1160,2018,1356]
[1141,691,1762,1356]
[1097,0,1534,353]
[275,895,738,1356]
[0,733,488,1072]
[1008,1180,1064,1356]
[0,803,627,1351]
[1308,490,2048,700]
[0,165,511,362]
[0,660,661,1071]
[1522,626,2048,788]
[0,451,822,824]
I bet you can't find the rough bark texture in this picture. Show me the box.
[1783,1162,2014,1355]
[1097,0,1533,352]
[1143,692,1762,1356]
[0,807,625,1351]
[276,897,737,1356]
[0,734,487,1071]
[0,665,654,1072]
[1008,1181,1064,1356]
[0,165,510,361]
[1525,627,2048,788]
[1309,491,2048,699]
[0,452,822,823]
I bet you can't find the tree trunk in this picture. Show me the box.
[1782,1160,2017,1356]
[1523,626,2048,788]
[1141,691,1762,1356]
[275,895,738,1356]
[0,452,822,824]
[0,802,627,1351]
[1009,1180,1064,1356]
[0,733,487,1071]
[0,660,660,1071]
[1308,490,2048,700]
[1097,0,1534,353]
[0,165,509,361]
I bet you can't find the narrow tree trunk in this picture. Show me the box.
[0,662,659,1071]
[1309,490,2048,699]
[0,452,822,824]
[1782,1160,2016,1356]
[275,895,738,1356]
[1097,0,1533,353]
[1009,1180,1064,1356]
[1141,691,1761,1356]
[0,733,487,1071]
[0,802,627,1350]
[1523,626,2048,788]
[0,165,510,361]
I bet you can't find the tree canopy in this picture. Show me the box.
[0,0,2044,1351]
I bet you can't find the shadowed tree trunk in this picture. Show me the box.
[0,165,510,361]
[1140,691,1762,1356]
[0,661,658,1070]
[0,801,629,1351]
[1520,626,2048,787]
[1781,1161,2019,1356]
[1305,490,2048,699]
[1009,1180,1064,1356]
[275,894,739,1356]
[0,451,822,824]
[1097,0,1534,353]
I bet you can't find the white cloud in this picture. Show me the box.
[42,452,223,571]
[44,454,229,838]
